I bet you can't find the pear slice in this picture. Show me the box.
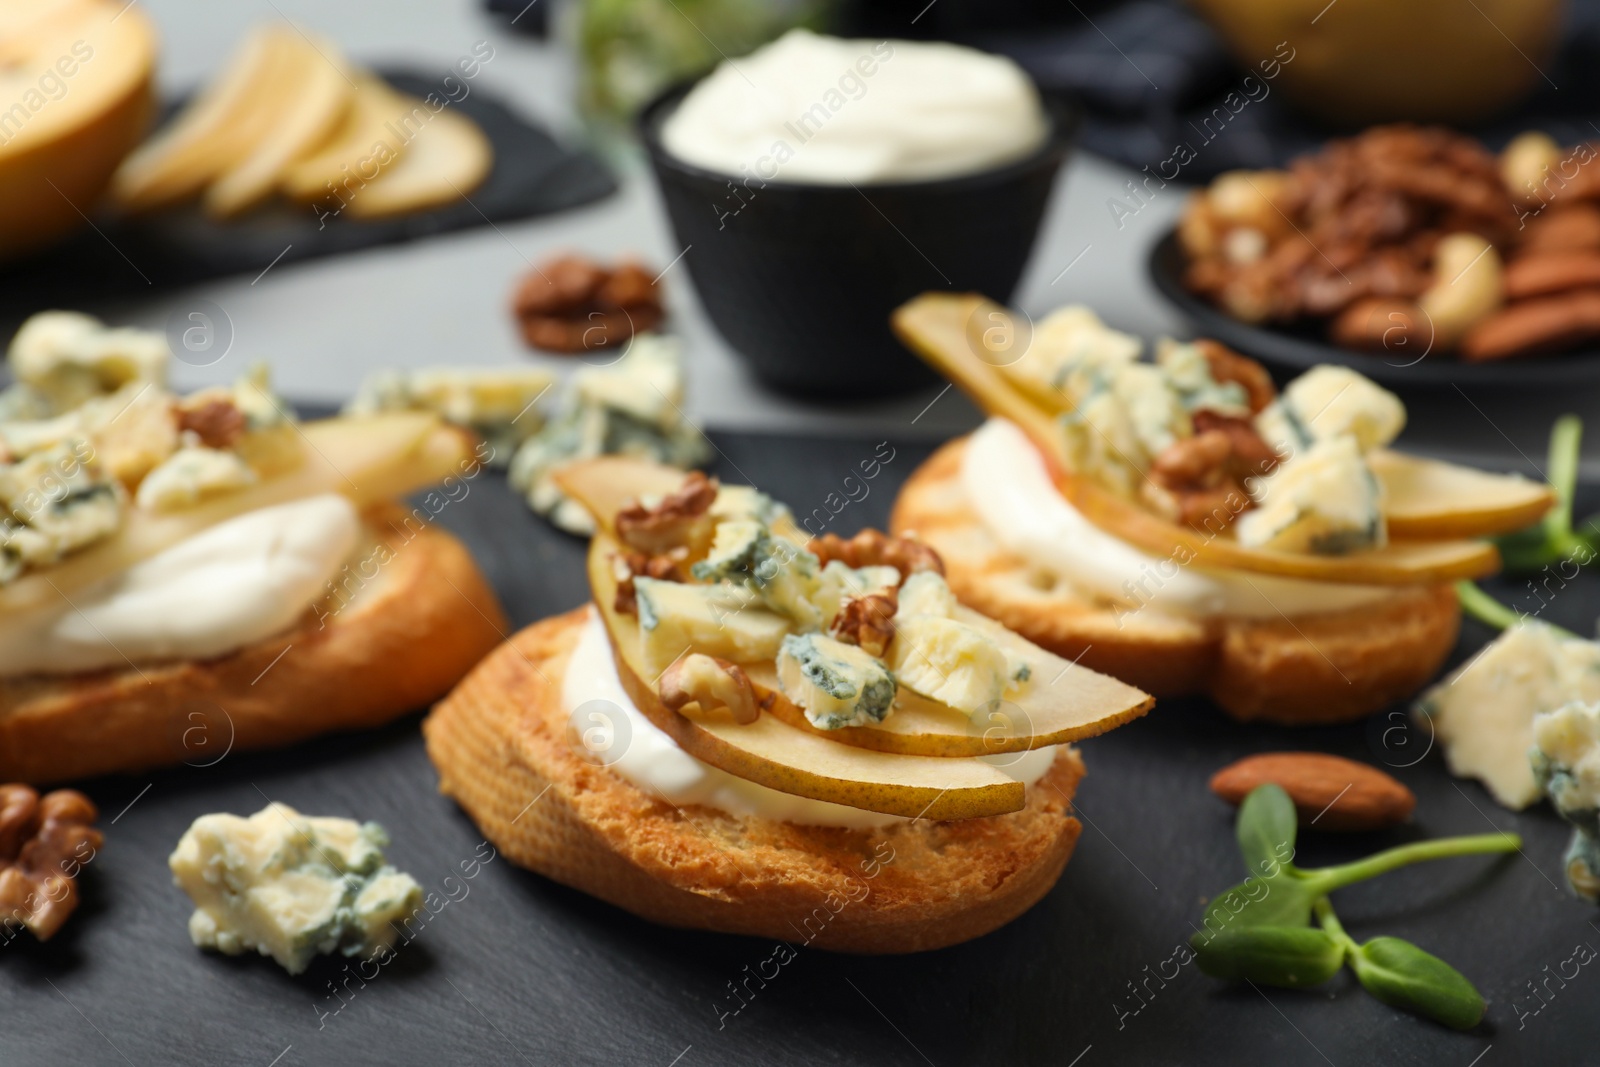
[279,73,408,202]
[754,609,1152,756]
[589,534,1025,819]
[554,455,690,536]
[893,293,1504,585]
[204,30,355,218]
[1369,450,1554,540]
[342,99,491,219]
[111,25,298,212]
[0,412,470,616]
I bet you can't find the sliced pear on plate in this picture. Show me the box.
[894,292,1504,585]
[589,534,1025,819]
[279,73,409,203]
[342,99,491,219]
[1370,450,1553,540]
[111,25,297,212]
[204,30,354,218]
[0,412,470,617]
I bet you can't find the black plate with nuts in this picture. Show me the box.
[1149,230,1600,390]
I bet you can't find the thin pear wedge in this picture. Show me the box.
[279,73,409,202]
[893,293,1504,585]
[753,608,1152,756]
[554,455,691,536]
[589,534,1026,820]
[0,412,471,617]
[205,30,354,218]
[1370,450,1554,540]
[111,26,296,212]
[343,100,491,218]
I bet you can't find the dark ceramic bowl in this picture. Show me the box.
[639,82,1077,398]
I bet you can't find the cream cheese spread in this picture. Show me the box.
[0,494,359,676]
[562,608,1057,828]
[661,29,1047,185]
[961,418,1395,620]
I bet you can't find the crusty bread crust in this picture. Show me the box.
[0,503,507,784]
[891,438,1460,725]
[424,608,1086,954]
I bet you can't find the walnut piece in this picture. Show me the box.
[615,471,717,555]
[511,254,665,354]
[0,784,101,941]
[175,396,247,449]
[812,528,943,578]
[659,653,759,725]
[610,548,687,616]
[830,588,898,658]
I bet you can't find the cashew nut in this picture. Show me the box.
[659,653,759,725]
[1502,131,1562,207]
[1417,233,1504,349]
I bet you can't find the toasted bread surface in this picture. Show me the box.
[891,438,1459,725]
[424,608,1086,954]
[0,503,506,784]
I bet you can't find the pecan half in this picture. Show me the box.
[659,653,759,725]
[175,397,247,449]
[812,528,943,578]
[0,784,101,941]
[511,254,665,354]
[1150,420,1269,532]
[615,471,717,555]
[831,588,898,657]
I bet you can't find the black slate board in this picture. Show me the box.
[0,69,615,323]
[0,429,1593,1067]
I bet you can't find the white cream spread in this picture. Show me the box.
[0,494,359,676]
[661,29,1048,185]
[562,608,1057,828]
[961,419,1396,620]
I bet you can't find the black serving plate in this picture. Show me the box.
[1149,229,1600,390]
[1,427,1594,1066]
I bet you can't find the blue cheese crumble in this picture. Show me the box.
[169,803,423,975]
[1532,702,1600,900]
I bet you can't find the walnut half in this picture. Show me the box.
[812,528,943,578]
[830,589,897,658]
[616,471,717,556]
[0,784,101,941]
[659,654,759,725]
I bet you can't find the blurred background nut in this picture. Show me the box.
[0,786,101,941]
[512,253,665,353]
[1502,131,1563,207]
[1330,297,1429,352]
[1417,233,1503,347]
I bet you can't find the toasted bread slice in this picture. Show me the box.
[891,438,1460,725]
[0,503,506,784]
[424,608,1086,954]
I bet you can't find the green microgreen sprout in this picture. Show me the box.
[1191,784,1520,1029]
[1493,413,1596,573]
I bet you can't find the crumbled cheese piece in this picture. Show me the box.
[0,441,123,582]
[1255,365,1404,459]
[777,632,896,729]
[7,311,168,415]
[135,446,258,512]
[1532,702,1600,899]
[508,335,709,534]
[169,803,423,975]
[1418,623,1600,809]
[1237,435,1385,554]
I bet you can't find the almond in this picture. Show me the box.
[1210,752,1415,832]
